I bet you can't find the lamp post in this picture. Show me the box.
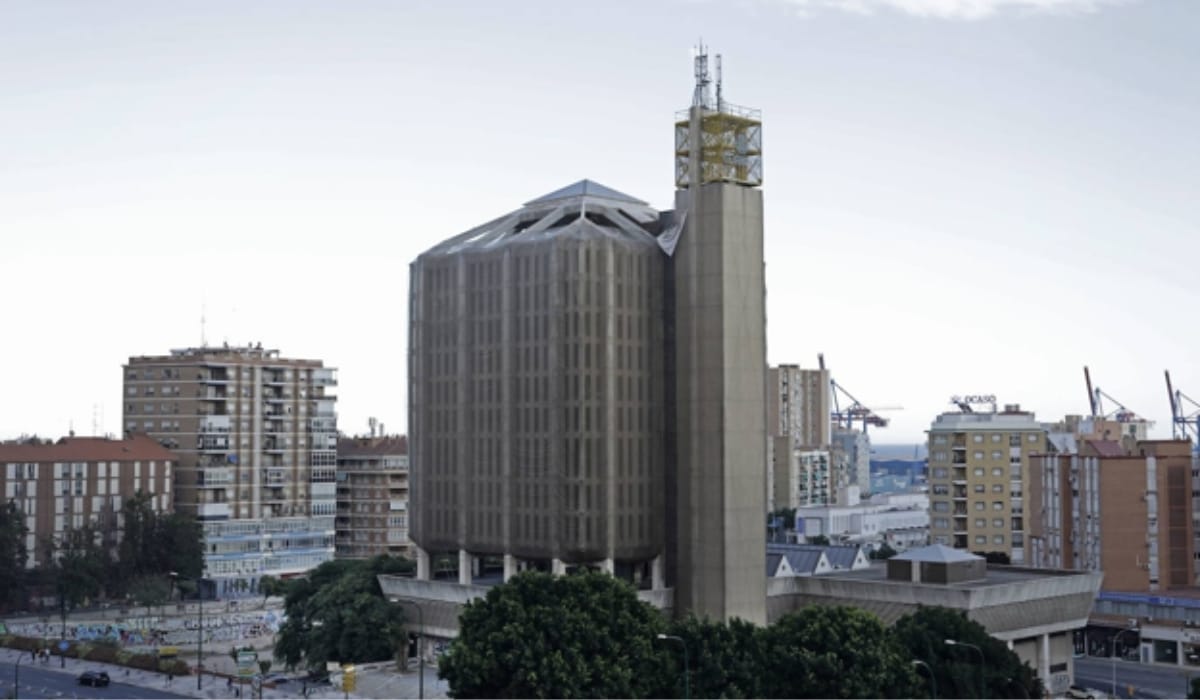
[14,652,25,700]
[172,572,205,691]
[398,599,426,700]
[945,639,984,699]
[657,634,690,700]
[1112,626,1138,699]
[197,578,204,691]
[912,659,937,699]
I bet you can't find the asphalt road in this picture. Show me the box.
[1075,656,1197,699]
[0,662,193,700]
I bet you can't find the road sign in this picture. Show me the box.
[238,650,258,678]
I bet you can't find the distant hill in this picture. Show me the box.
[870,443,927,461]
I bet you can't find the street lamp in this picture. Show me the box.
[657,634,690,700]
[14,652,25,700]
[945,639,984,699]
[912,659,937,699]
[1112,626,1138,699]
[170,572,205,692]
[398,599,426,700]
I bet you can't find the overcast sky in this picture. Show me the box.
[3,0,1196,445]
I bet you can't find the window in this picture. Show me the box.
[974,451,984,460]
[973,484,985,493]
[992,484,1004,493]
[993,519,1004,528]
[993,501,1004,511]
[974,502,985,511]
[973,434,984,443]
[992,467,1003,477]
[975,535,987,544]
[973,468,985,476]
[974,518,986,528]
[991,451,1002,460]
[932,467,948,479]
[933,502,950,513]
[993,535,1005,545]
[991,434,1002,443]
[933,518,950,529]
[1028,434,1039,443]
[933,435,948,445]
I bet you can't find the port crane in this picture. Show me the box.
[819,354,901,435]
[1083,366,1151,423]
[1164,370,1200,450]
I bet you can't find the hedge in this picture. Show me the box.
[0,635,192,677]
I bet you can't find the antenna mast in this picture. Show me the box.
[692,40,713,109]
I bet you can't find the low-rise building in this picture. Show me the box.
[795,490,929,551]
[0,434,175,568]
[766,544,1102,696]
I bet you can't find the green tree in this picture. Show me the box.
[274,555,413,671]
[651,615,766,699]
[893,606,1040,699]
[159,513,203,580]
[117,492,157,578]
[438,570,668,699]
[0,501,29,611]
[807,534,831,545]
[260,575,286,607]
[127,575,173,616]
[759,606,922,699]
[870,543,899,560]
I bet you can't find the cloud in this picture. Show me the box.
[782,0,1133,20]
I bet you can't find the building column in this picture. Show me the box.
[416,547,430,581]
[458,550,472,586]
[1039,633,1051,686]
[503,554,517,582]
[600,558,614,575]
[1007,640,1014,651]
[552,558,567,576]
[472,556,482,578]
[651,554,665,590]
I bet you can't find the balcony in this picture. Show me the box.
[197,388,228,401]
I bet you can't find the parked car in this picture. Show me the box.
[77,671,111,687]
[1065,685,1096,699]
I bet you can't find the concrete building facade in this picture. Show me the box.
[1028,438,1194,592]
[766,544,1103,696]
[0,434,174,568]
[926,406,1047,563]
[401,49,767,625]
[124,345,337,596]
[336,435,411,560]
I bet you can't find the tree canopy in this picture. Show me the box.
[439,570,669,699]
[274,555,413,671]
[759,606,922,699]
[0,501,29,611]
[893,606,1041,699]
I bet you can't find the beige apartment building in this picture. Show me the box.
[335,435,410,559]
[768,365,837,511]
[1029,438,1194,591]
[0,434,174,568]
[123,344,337,597]
[926,406,1047,563]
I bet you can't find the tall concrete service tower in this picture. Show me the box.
[671,46,767,624]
